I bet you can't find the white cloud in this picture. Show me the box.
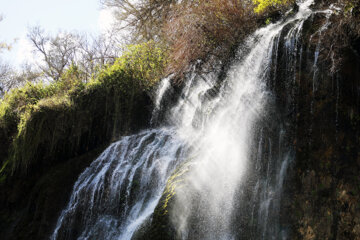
[16,36,37,66]
[98,8,115,33]
[97,7,132,45]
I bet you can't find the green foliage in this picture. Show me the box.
[0,66,85,135]
[0,160,8,184]
[114,41,168,89]
[252,0,294,13]
[344,2,355,15]
[265,18,272,25]
[343,0,359,17]
[10,95,73,171]
[0,42,165,175]
[0,82,54,128]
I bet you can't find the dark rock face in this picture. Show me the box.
[0,147,106,240]
[271,10,360,240]
[290,47,360,239]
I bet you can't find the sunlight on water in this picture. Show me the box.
[51,1,323,239]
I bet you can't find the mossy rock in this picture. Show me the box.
[133,161,193,240]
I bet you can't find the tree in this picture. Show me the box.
[101,0,179,42]
[0,60,12,96]
[77,30,121,81]
[0,15,14,96]
[28,26,123,82]
[28,26,80,81]
[101,0,257,76]
[0,15,12,52]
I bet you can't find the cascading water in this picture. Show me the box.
[51,1,325,239]
[51,129,189,240]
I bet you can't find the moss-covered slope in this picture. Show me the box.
[0,42,165,239]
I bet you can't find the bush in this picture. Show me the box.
[165,0,257,76]
[164,0,294,77]
[114,41,168,89]
[0,42,165,176]
[252,0,294,13]
[103,0,297,78]
[0,82,55,130]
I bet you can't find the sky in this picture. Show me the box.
[0,0,114,67]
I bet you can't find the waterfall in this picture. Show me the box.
[51,129,189,240]
[51,1,319,239]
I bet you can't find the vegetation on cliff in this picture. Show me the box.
[0,41,166,178]
[252,0,295,13]
[103,0,296,78]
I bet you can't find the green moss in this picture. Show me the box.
[162,162,191,213]
[0,41,165,175]
[9,95,74,172]
[112,41,168,89]
[265,17,272,25]
[0,160,8,184]
[344,1,356,16]
[137,159,196,240]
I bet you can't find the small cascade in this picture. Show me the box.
[150,75,172,125]
[307,7,335,150]
[335,74,340,142]
[248,127,294,240]
[51,129,188,240]
[154,76,171,111]
[310,9,333,92]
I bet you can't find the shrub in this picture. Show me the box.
[0,82,54,128]
[0,41,164,175]
[10,95,74,172]
[252,0,294,13]
[104,0,296,79]
[114,41,168,89]
[165,0,256,76]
